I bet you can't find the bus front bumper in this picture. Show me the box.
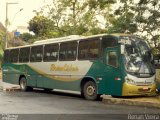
[122,82,156,96]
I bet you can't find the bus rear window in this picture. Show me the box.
[9,49,19,63]
[4,50,10,63]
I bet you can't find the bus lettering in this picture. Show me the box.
[50,64,79,72]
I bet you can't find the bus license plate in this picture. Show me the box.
[143,87,148,90]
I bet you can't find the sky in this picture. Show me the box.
[0,0,141,33]
[0,0,53,31]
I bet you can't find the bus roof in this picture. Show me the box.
[5,33,132,50]
[33,35,83,44]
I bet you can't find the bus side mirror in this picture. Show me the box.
[121,45,125,54]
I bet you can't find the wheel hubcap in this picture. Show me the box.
[86,85,95,96]
[20,80,26,90]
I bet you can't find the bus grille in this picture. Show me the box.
[135,82,152,86]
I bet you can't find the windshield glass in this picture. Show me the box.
[120,36,155,76]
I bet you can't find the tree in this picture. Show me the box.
[48,0,107,36]
[28,0,160,50]
[19,33,35,42]
[28,13,58,38]
[105,0,137,33]
[135,0,160,47]
[8,37,27,47]
[28,0,109,39]
[107,0,160,48]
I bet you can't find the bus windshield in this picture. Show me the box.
[121,36,155,76]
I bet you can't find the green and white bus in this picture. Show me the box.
[2,34,156,100]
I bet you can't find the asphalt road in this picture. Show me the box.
[0,89,160,120]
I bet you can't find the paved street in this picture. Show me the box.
[0,89,160,120]
[0,89,159,114]
[0,80,160,120]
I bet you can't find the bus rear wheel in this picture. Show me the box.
[19,77,32,91]
[44,88,53,92]
[83,81,99,100]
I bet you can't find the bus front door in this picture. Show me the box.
[103,47,123,96]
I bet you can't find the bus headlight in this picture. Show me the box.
[125,76,136,85]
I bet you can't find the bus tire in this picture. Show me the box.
[19,77,32,91]
[83,81,99,100]
[81,90,84,98]
[44,88,53,92]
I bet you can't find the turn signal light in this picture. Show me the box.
[115,77,121,80]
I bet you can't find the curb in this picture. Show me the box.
[0,86,3,91]
[0,82,21,92]
[102,95,160,109]
[3,87,21,92]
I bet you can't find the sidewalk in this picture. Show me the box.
[0,80,2,91]
[1,79,160,108]
[0,80,20,91]
[102,95,160,108]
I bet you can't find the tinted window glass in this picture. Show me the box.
[107,51,118,67]
[4,50,10,63]
[102,36,117,48]
[59,42,77,61]
[10,49,19,63]
[30,45,43,62]
[19,47,30,63]
[78,39,100,60]
[43,44,58,62]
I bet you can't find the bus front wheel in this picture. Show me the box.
[83,81,99,100]
[19,77,32,91]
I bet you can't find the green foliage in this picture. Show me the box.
[108,15,137,33]
[152,47,159,55]
[28,15,56,38]
[136,0,160,48]
[0,23,6,66]
[27,0,160,53]
[107,0,160,53]
[108,0,137,33]
[19,33,35,42]
[28,0,110,40]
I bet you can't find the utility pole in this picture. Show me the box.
[5,2,18,49]
[72,0,77,34]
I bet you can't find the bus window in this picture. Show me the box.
[59,41,77,61]
[19,47,30,63]
[30,45,43,62]
[4,50,10,63]
[78,39,100,60]
[107,51,118,67]
[10,49,19,63]
[102,36,118,48]
[43,44,58,62]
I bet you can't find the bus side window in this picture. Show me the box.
[78,38,100,60]
[107,51,118,68]
[10,49,19,63]
[19,47,30,63]
[102,36,118,48]
[43,43,58,62]
[30,45,43,62]
[59,41,77,61]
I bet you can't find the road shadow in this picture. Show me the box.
[32,88,83,99]
[30,88,102,101]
